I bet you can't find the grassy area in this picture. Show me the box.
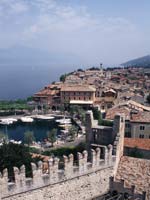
[42,142,86,161]
[0,99,32,110]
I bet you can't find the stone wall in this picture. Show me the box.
[85,111,125,176]
[0,147,116,200]
[109,177,146,200]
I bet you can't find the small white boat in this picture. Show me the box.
[60,129,69,134]
[0,120,13,125]
[0,118,17,125]
[20,117,33,123]
[56,118,71,124]
[35,115,54,120]
[9,140,22,144]
[8,118,18,122]
[59,124,72,128]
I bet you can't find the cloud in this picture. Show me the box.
[0,0,144,64]
[0,0,29,16]
[23,2,135,36]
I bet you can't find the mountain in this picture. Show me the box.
[121,55,150,67]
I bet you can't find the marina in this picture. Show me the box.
[0,114,81,142]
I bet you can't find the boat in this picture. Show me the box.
[58,124,72,128]
[0,118,17,125]
[20,117,34,123]
[56,118,71,124]
[8,118,18,122]
[34,115,54,120]
[60,129,69,134]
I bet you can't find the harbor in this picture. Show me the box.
[0,113,85,145]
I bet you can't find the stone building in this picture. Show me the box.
[105,104,150,139]
[60,84,96,107]
[129,111,150,139]
[33,82,62,110]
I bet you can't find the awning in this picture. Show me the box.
[70,100,93,105]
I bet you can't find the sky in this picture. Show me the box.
[0,0,150,66]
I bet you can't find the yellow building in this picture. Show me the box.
[60,84,96,106]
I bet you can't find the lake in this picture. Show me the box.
[0,65,73,100]
[0,119,61,142]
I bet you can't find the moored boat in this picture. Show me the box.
[34,115,54,120]
[20,117,33,123]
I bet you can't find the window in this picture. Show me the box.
[139,134,144,138]
[125,132,131,138]
[140,126,145,130]
[125,123,130,128]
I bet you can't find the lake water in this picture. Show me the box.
[0,65,73,100]
[0,119,61,142]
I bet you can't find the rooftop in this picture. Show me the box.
[116,156,150,198]
[131,111,150,123]
[124,138,150,151]
[61,84,96,92]
[106,107,130,120]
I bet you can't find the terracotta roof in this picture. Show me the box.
[124,138,150,150]
[106,107,130,120]
[116,156,150,198]
[61,84,96,92]
[131,111,150,123]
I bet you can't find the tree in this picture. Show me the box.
[92,107,102,124]
[0,143,38,179]
[26,96,33,102]
[70,105,86,125]
[24,131,35,146]
[47,128,57,147]
[0,131,8,143]
[70,105,80,115]
[146,93,150,104]
[68,125,78,140]
[59,74,67,82]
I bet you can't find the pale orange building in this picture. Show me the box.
[60,84,96,106]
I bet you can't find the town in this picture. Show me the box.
[33,65,150,141]
[0,65,149,200]
[0,0,150,199]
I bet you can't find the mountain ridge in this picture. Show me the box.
[121,55,150,67]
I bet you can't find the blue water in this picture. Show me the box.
[0,65,74,100]
[0,119,61,142]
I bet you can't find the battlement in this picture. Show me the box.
[0,146,116,199]
[110,177,146,200]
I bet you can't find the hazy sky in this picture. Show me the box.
[0,0,150,65]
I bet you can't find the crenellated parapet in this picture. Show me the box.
[0,146,116,199]
[110,177,146,200]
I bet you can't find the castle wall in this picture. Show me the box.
[3,167,113,200]
[0,148,116,200]
[85,111,125,176]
